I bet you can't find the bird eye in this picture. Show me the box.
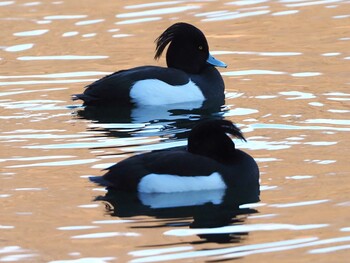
[198,45,203,51]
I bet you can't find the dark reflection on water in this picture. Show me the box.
[94,187,259,244]
[74,98,226,139]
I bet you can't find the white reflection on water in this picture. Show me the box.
[62,31,79,37]
[88,123,148,129]
[303,118,350,125]
[122,140,186,152]
[130,246,193,257]
[284,0,342,7]
[23,2,41,6]
[269,199,329,208]
[13,29,48,36]
[57,226,99,230]
[333,14,350,19]
[50,257,115,263]
[91,163,116,169]
[6,159,98,168]
[250,123,350,131]
[0,225,14,229]
[44,15,87,20]
[279,91,316,99]
[322,52,341,56]
[71,232,140,239]
[13,188,44,191]
[4,43,34,52]
[82,33,97,38]
[202,10,270,21]
[24,137,161,149]
[324,92,350,96]
[291,72,322,77]
[309,102,324,106]
[1,155,76,162]
[328,109,350,113]
[93,219,135,224]
[222,107,259,116]
[239,203,265,209]
[0,254,37,262]
[0,99,67,112]
[195,10,230,18]
[78,204,100,208]
[0,71,108,79]
[117,5,200,18]
[226,0,269,5]
[116,17,162,25]
[75,19,104,26]
[0,1,14,6]
[212,51,301,56]
[0,246,37,261]
[165,223,328,236]
[218,236,350,260]
[129,237,317,262]
[240,139,293,150]
[36,20,52,24]
[305,159,336,164]
[222,70,285,76]
[272,10,299,16]
[286,175,314,180]
[125,1,184,9]
[112,33,133,38]
[304,141,337,146]
[309,243,350,254]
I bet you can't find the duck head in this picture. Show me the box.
[154,22,227,74]
[187,120,246,163]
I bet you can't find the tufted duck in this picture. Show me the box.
[91,120,260,194]
[72,22,227,106]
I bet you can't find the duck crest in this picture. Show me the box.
[154,22,201,60]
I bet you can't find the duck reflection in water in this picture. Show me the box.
[91,120,260,244]
[75,97,226,139]
[96,188,259,244]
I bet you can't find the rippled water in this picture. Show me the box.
[1,0,350,262]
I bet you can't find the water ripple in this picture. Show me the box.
[117,5,200,18]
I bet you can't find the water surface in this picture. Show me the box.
[1,0,350,262]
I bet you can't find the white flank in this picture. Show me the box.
[138,172,227,193]
[130,79,205,105]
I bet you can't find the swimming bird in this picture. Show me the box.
[92,120,260,194]
[72,22,227,106]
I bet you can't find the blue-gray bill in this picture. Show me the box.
[207,53,227,68]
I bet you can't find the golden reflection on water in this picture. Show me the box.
[1,0,350,262]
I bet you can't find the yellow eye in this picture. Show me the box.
[198,45,203,50]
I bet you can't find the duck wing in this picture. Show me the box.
[103,149,220,191]
[73,66,190,105]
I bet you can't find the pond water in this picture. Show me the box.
[1,0,350,262]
